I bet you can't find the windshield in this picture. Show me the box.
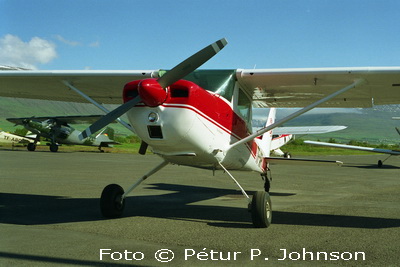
[160,69,237,102]
[237,88,251,122]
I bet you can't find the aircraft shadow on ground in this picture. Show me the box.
[1,183,399,229]
[0,252,132,267]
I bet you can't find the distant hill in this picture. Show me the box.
[1,97,399,144]
[253,106,400,144]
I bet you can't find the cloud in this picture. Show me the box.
[89,41,100,47]
[54,35,81,46]
[54,35,100,48]
[0,34,57,69]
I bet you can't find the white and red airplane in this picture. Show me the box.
[256,108,347,158]
[0,130,35,144]
[1,38,400,227]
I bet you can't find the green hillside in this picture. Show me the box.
[279,108,400,144]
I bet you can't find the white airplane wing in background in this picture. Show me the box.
[304,140,400,156]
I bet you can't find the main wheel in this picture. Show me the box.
[100,184,125,218]
[27,143,36,151]
[378,160,383,168]
[50,144,58,152]
[251,191,272,228]
[284,152,292,158]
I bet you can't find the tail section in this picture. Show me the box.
[256,108,276,157]
[96,127,115,140]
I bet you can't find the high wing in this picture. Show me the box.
[1,67,400,107]
[304,140,400,156]
[7,115,114,125]
[272,125,347,135]
[236,67,400,108]
[0,70,154,104]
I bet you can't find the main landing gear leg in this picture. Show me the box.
[218,162,272,228]
[100,160,169,218]
[261,171,272,192]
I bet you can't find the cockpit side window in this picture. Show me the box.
[237,88,251,123]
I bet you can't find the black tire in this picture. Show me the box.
[100,184,125,218]
[284,152,292,158]
[27,143,36,151]
[378,160,383,168]
[251,191,272,228]
[50,144,58,152]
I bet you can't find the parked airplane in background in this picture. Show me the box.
[257,107,347,158]
[305,117,400,167]
[0,130,34,144]
[7,115,118,152]
[1,38,400,227]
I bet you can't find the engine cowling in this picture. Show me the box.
[123,79,168,107]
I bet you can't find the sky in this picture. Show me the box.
[2,0,400,70]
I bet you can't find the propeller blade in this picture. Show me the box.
[157,38,228,88]
[138,141,148,155]
[79,97,141,140]
[396,127,400,136]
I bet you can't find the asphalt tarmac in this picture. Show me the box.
[1,148,399,266]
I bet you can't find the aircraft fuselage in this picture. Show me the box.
[125,79,267,173]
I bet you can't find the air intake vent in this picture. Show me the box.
[147,125,163,139]
[171,88,189,97]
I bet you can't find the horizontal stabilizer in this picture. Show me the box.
[154,152,197,157]
[265,157,343,166]
[99,141,119,147]
[272,125,347,135]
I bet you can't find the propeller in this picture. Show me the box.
[78,38,228,143]
[79,96,142,139]
[157,38,227,88]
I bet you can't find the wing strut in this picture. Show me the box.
[62,80,134,132]
[228,78,366,149]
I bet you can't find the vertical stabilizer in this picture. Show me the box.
[95,127,115,141]
[256,108,276,157]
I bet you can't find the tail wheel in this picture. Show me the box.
[251,191,272,228]
[100,184,125,218]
